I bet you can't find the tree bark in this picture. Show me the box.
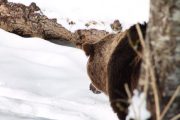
[140,0,180,119]
[0,0,110,48]
[0,0,77,47]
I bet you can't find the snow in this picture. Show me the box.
[9,0,150,32]
[126,90,151,120]
[0,29,118,120]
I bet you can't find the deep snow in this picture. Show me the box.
[0,29,118,120]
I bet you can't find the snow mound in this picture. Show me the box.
[0,29,118,120]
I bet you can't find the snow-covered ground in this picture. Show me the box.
[1,0,150,120]
[0,29,118,120]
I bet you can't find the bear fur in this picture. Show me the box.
[83,23,147,120]
[108,23,147,119]
[83,34,116,94]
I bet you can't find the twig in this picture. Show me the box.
[135,24,146,50]
[135,24,149,98]
[127,33,143,58]
[136,24,161,120]
[160,86,180,120]
[170,114,180,120]
[125,84,132,99]
[150,66,161,120]
[145,48,161,120]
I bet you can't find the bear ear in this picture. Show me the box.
[82,43,94,56]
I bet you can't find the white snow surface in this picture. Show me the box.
[126,90,151,120]
[9,0,150,32]
[0,29,118,120]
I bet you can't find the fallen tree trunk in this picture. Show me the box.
[0,0,111,48]
[0,0,77,47]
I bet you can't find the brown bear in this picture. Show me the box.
[83,23,147,120]
[83,34,116,94]
[108,23,147,119]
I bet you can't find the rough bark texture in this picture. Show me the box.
[0,0,77,47]
[140,0,180,119]
[74,29,110,48]
[0,0,110,48]
[110,20,122,32]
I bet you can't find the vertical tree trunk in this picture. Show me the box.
[141,0,180,119]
